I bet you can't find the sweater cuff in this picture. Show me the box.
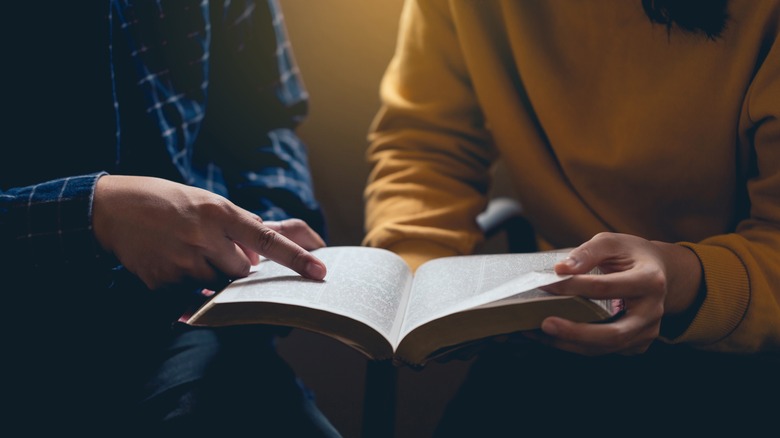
[663,242,750,346]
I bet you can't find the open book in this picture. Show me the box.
[185,246,616,367]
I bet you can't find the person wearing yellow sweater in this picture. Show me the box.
[364,0,779,433]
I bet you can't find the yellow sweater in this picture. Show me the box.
[364,0,780,353]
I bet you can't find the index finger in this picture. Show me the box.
[542,269,645,301]
[229,213,327,280]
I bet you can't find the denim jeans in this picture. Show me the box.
[135,325,342,437]
[3,267,341,437]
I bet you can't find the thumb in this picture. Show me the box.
[554,234,612,275]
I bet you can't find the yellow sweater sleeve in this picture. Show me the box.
[363,0,497,271]
[674,26,780,352]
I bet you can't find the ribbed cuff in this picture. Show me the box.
[667,242,750,346]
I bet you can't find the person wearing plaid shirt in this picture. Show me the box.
[0,1,341,436]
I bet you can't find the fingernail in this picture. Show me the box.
[562,256,579,268]
[541,319,559,336]
[306,261,327,280]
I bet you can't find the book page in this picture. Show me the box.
[474,288,612,314]
[397,252,570,342]
[210,246,413,342]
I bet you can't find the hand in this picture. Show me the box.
[262,219,326,251]
[532,232,702,356]
[92,175,327,291]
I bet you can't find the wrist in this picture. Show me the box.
[653,241,703,316]
[92,174,117,255]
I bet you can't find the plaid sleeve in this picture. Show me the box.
[228,128,325,235]
[204,0,326,238]
[0,172,117,274]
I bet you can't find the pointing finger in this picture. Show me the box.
[228,211,327,280]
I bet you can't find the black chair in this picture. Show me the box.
[360,197,535,438]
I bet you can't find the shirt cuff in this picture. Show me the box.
[16,172,118,272]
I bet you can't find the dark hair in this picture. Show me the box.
[641,0,729,39]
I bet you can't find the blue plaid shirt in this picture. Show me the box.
[0,0,324,275]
